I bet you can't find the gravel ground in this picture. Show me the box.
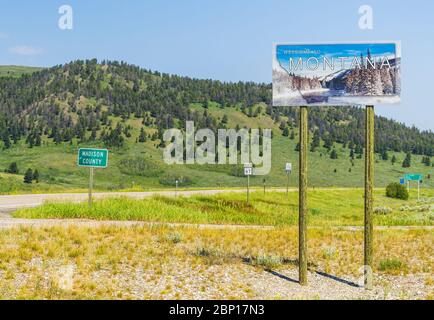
[5,258,430,300]
[103,264,432,300]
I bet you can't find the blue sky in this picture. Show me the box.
[0,0,433,130]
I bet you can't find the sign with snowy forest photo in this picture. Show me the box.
[272,42,401,106]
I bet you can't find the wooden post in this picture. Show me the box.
[88,167,94,208]
[263,178,266,195]
[364,105,374,290]
[299,106,308,285]
[247,174,250,204]
[286,172,289,196]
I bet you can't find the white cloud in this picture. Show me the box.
[8,45,44,56]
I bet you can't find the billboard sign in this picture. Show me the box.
[273,42,401,106]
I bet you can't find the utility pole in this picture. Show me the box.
[299,106,308,286]
[364,105,374,290]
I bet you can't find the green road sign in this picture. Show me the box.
[77,148,108,168]
[404,174,422,181]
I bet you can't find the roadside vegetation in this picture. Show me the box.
[14,189,434,226]
[0,225,431,299]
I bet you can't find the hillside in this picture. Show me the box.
[0,65,43,78]
[0,60,432,192]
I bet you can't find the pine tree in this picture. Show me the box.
[391,155,397,165]
[402,152,411,168]
[33,169,39,183]
[23,168,33,184]
[381,149,388,160]
[221,114,228,124]
[330,149,338,159]
[2,131,11,149]
[7,162,18,174]
[310,129,320,151]
[139,127,147,142]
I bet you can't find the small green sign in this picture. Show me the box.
[77,148,108,168]
[404,174,422,181]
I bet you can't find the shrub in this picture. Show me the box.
[386,182,409,200]
[374,206,392,215]
[159,174,193,186]
[251,255,283,270]
[378,258,406,272]
[166,232,182,244]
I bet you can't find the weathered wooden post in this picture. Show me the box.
[88,167,94,208]
[364,105,374,290]
[299,106,308,285]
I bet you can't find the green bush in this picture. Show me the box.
[158,174,193,186]
[386,182,409,200]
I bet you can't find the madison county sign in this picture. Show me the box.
[272,42,401,106]
[77,148,108,168]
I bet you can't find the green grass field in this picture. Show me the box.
[14,189,434,226]
[0,65,43,78]
[1,104,432,194]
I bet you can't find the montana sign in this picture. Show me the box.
[272,42,401,106]
[77,148,108,168]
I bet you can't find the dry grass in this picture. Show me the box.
[0,225,432,299]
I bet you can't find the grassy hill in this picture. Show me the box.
[0,65,43,78]
[0,61,432,193]
[0,103,432,193]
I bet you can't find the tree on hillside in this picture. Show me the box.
[2,131,11,149]
[310,129,320,152]
[381,149,389,161]
[23,168,33,184]
[7,162,18,174]
[33,169,39,183]
[422,156,431,166]
[330,149,338,159]
[391,155,397,165]
[402,152,411,168]
[138,127,147,143]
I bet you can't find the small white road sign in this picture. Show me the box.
[244,167,253,176]
[285,163,292,173]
